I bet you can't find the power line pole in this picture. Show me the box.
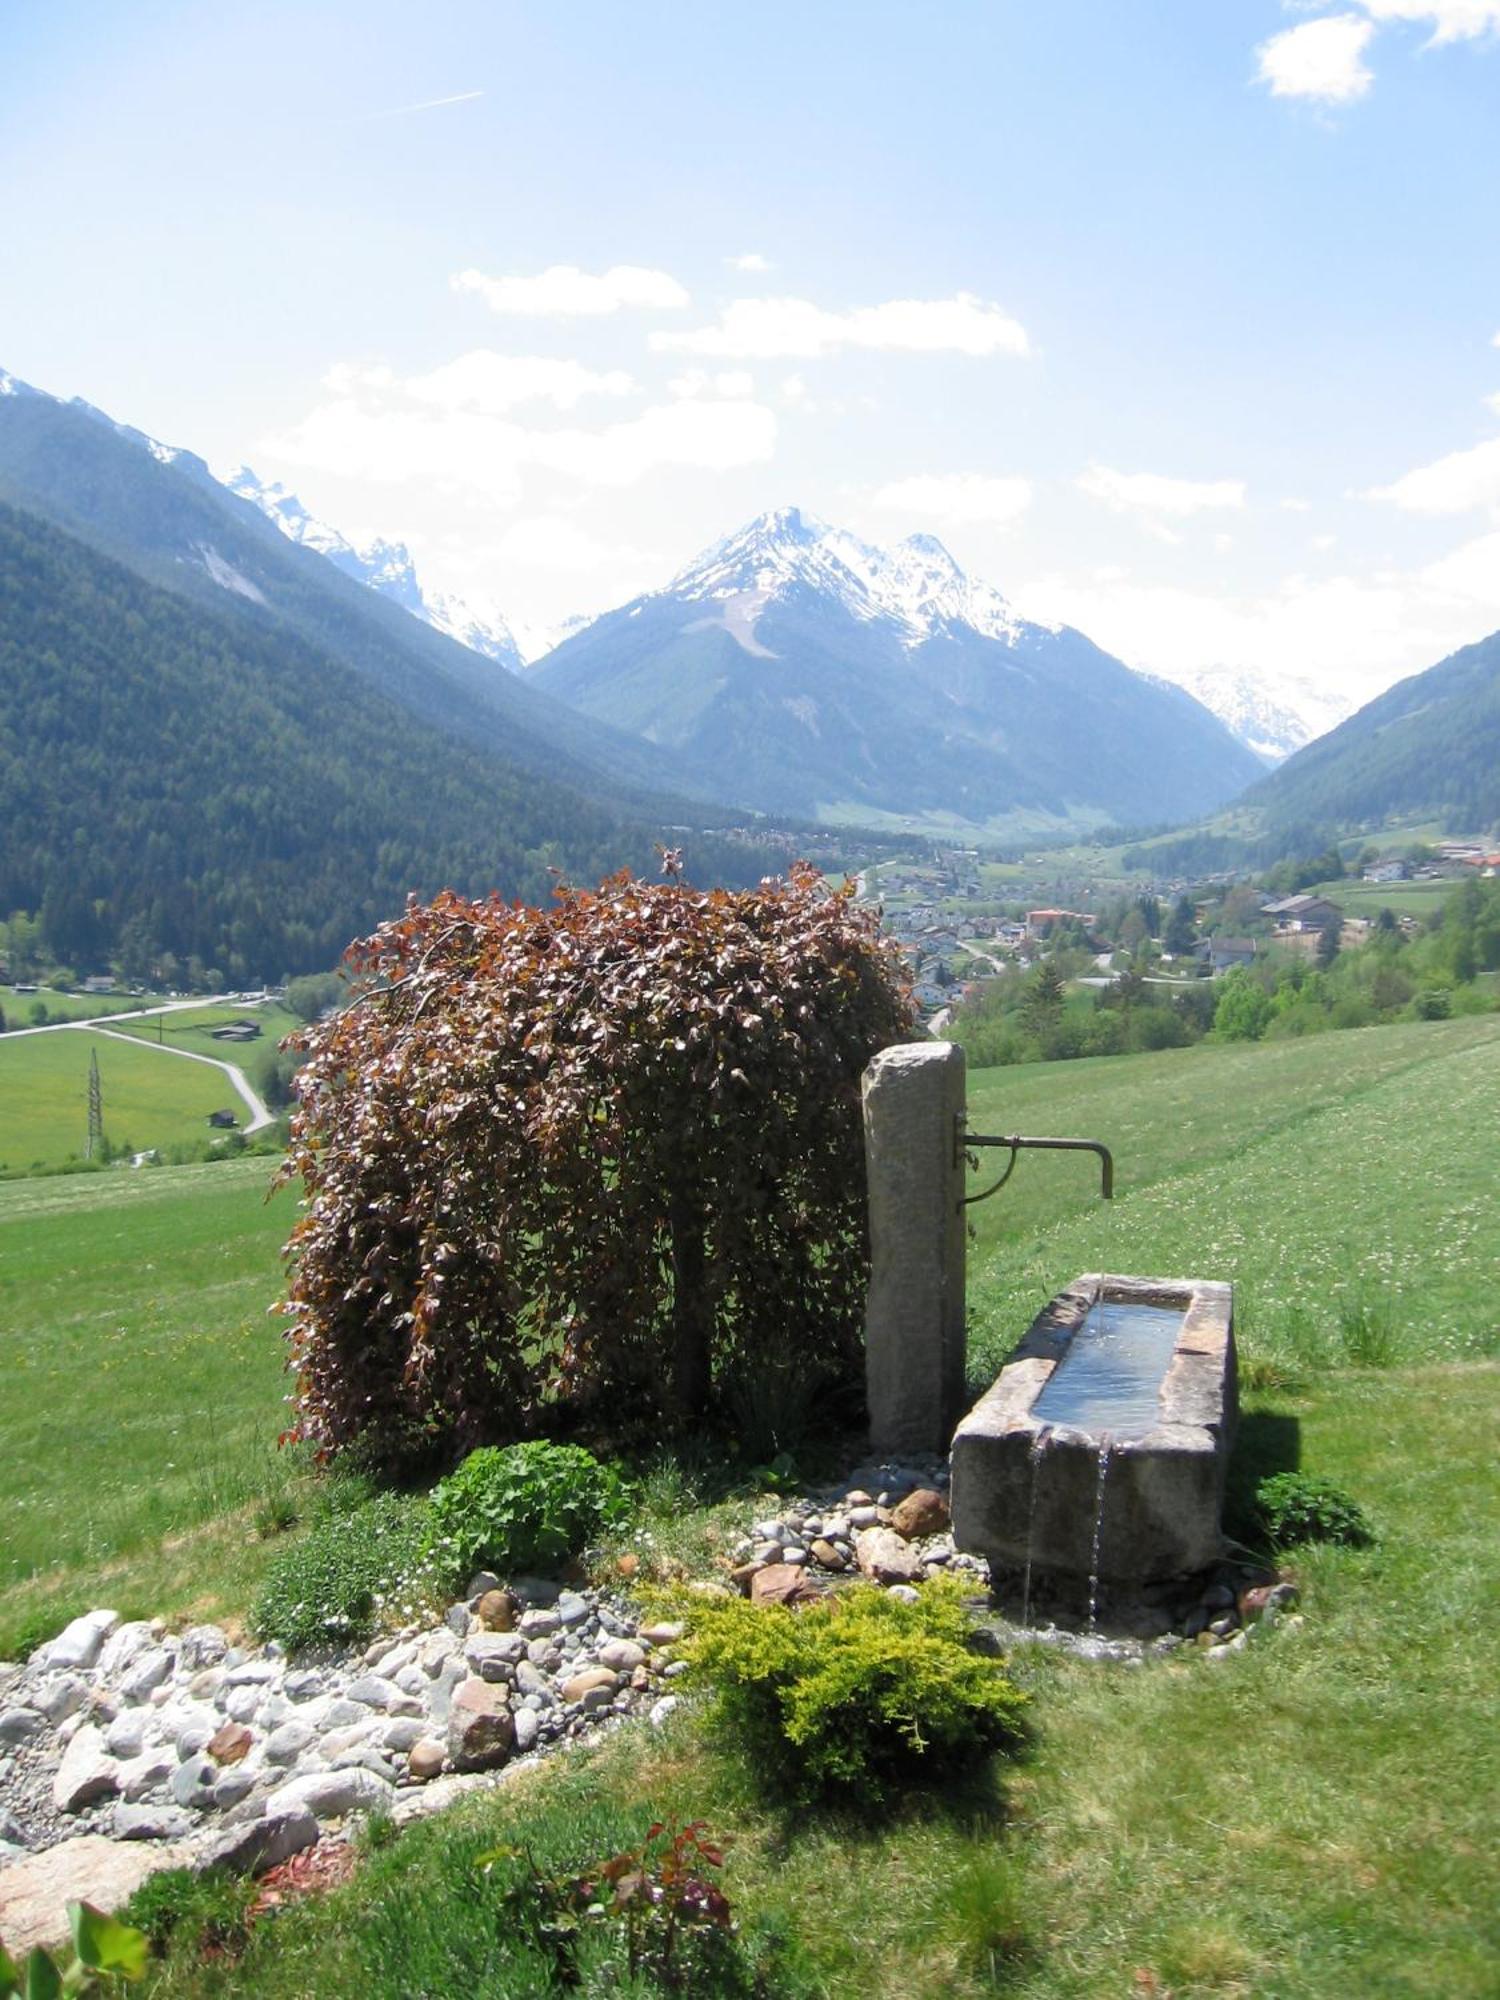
[86,1047,103,1160]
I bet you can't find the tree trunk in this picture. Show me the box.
[668,1187,711,1422]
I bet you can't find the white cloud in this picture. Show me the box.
[452,263,689,316]
[726,251,772,272]
[1256,14,1376,101]
[1280,496,1313,512]
[667,368,756,400]
[263,376,776,500]
[1485,390,1500,415]
[1077,464,1247,516]
[1016,520,1500,712]
[1358,0,1500,43]
[494,515,656,574]
[870,472,1033,529]
[651,292,1029,360]
[394,351,637,413]
[1312,533,1339,550]
[1364,432,1500,511]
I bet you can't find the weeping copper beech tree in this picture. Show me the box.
[276,866,913,1470]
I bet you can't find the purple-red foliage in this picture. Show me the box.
[275,866,913,1469]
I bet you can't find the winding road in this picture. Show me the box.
[3,995,276,1133]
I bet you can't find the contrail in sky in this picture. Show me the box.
[367,89,485,119]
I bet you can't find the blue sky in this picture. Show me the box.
[3,0,1498,704]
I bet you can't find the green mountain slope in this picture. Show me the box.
[1241,628,1500,835]
[0,501,770,981]
[0,374,714,811]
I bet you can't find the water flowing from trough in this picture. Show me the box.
[1019,1427,1050,1628]
[1086,1439,1112,1633]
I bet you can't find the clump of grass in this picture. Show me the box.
[1336,1288,1401,1367]
[251,1490,448,1653]
[1256,1471,1374,1549]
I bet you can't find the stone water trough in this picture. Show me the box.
[950,1274,1237,1585]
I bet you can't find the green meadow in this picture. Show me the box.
[0,1026,260,1176]
[3,1015,1498,1993]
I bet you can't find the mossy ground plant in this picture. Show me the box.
[680,1578,1029,1806]
[425,1441,628,1582]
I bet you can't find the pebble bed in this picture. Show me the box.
[0,1450,1295,1887]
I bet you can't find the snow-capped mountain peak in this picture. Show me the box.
[223,466,524,672]
[663,507,1032,649]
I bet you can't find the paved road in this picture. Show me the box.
[3,995,276,1134]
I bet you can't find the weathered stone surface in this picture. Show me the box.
[560,1667,618,1703]
[172,1754,222,1811]
[31,1675,89,1726]
[207,1721,253,1766]
[638,1621,684,1646]
[0,1707,45,1747]
[113,1802,196,1842]
[597,1639,645,1674]
[476,1590,518,1631]
[264,1719,316,1765]
[38,1609,121,1673]
[0,1835,184,1954]
[446,1679,515,1772]
[178,1626,229,1670]
[189,1808,319,1878]
[862,1043,967,1456]
[465,1632,527,1679]
[853,1528,922,1586]
[950,1274,1237,1584]
[748,1564,823,1608]
[891,1488,949,1539]
[265,1767,395,1821]
[120,1647,174,1703]
[408,1738,446,1781]
[53,1725,120,1813]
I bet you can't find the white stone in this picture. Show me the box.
[37,1610,121,1673]
[265,1766,396,1821]
[53,1726,120,1813]
[0,1835,185,1956]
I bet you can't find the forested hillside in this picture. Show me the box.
[1240,629,1500,835]
[0,502,770,982]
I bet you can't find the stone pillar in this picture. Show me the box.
[862,1041,967,1455]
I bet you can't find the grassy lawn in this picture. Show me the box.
[138,1359,1500,1997]
[0,1025,267,1175]
[5,1015,1499,1992]
[0,984,169,1025]
[0,1158,297,1655]
[1311,877,1454,919]
[102,999,300,1054]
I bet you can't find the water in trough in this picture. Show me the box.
[1030,1298,1186,1440]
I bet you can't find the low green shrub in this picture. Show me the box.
[251,1490,444,1652]
[426,1441,627,1581]
[681,1577,1028,1805]
[1255,1471,1374,1549]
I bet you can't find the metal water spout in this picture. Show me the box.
[955,1115,1114,1207]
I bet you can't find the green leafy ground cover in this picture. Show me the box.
[0,1027,267,1176]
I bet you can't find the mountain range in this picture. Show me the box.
[529,507,1266,838]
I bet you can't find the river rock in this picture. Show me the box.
[190,1807,319,1878]
[597,1639,645,1674]
[265,1766,395,1821]
[891,1487,949,1539]
[207,1721,254,1766]
[53,1726,120,1813]
[0,1708,46,1747]
[476,1590,518,1631]
[113,1802,196,1842]
[750,1563,823,1608]
[37,1610,120,1673]
[407,1739,445,1781]
[446,1679,514,1772]
[560,1666,618,1703]
[854,1527,922,1585]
